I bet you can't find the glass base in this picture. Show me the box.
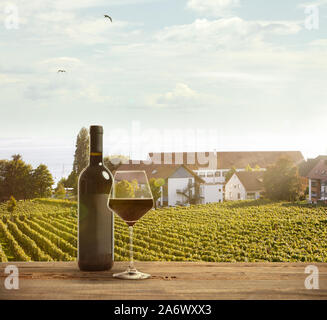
[113,269,150,280]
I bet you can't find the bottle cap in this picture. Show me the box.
[90,125,103,134]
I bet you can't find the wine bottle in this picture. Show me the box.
[78,125,114,271]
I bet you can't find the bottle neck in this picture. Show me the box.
[90,152,103,166]
[89,132,103,166]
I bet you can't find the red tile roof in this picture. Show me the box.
[115,162,205,183]
[235,171,265,191]
[307,159,327,180]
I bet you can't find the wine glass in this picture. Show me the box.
[108,170,154,280]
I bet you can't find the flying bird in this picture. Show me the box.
[104,15,112,22]
[57,70,66,73]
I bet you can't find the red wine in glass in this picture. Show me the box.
[108,170,154,280]
[109,199,154,227]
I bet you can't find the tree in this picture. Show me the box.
[131,179,140,196]
[73,127,89,176]
[149,178,165,209]
[7,196,17,214]
[263,157,302,201]
[0,160,8,201]
[32,164,54,198]
[2,155,33,200]
[254,164,261,171]
[224,166,237,183]
[55,183,66,199]
[66,127,90,195]
[115,180,134,198]
[57,177,67,187]
[65,171,78,190]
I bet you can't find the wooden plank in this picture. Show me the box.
[0,262,326,300]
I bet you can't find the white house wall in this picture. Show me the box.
[203,184,223,203]
[168,177,195,206]
[225,174,247,200]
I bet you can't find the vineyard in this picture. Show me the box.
[0,198,327,263]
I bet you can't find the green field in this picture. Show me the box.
[0,199,326,263]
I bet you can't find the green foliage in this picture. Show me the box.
[6,220,52,261]
[64,127,90,196]
[33,198,77,208]
[149,178,165,208]
[254,164,261,171]
[55,183,66,199]
[0,198,326,263]
[0,160,8,201]
[14,218,73,261]
[32,216,77,247]
[65,171,78,192]
[264,157,302,201]
[7,196,17,213]
[115,180,135,198]
[0,156,54,201]
[0,219,30,261]
[73,127,89,176]
[32,164,54,198]
[1,155,33,200]
[0,244,8,262]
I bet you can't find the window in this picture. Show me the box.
[199,171,205,177]
[207,172,214,177]
[238,193,241,199]
[311,181,317,187]
[215,171,221,177]
[234,185,237,189]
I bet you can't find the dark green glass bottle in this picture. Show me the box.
[78,125,114,271]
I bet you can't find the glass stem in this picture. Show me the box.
[128,226,136,272]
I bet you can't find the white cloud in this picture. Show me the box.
[23,66,111,103]
[80,85,112,103]
[298,0,327,8]
[187,0,240,17]
[309,38,327,47]
[147,83,219,109]
[192,71,279,83]
[155,17,302,49]
[2,1,142,46]
[0,74,22,84]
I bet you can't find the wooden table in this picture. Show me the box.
[0,262,327,300]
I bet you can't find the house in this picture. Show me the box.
[225,171,264,201]
[149,151,303,201]
[115,162,205,207]
[306,157,327,203]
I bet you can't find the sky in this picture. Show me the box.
[0,0,326,181]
